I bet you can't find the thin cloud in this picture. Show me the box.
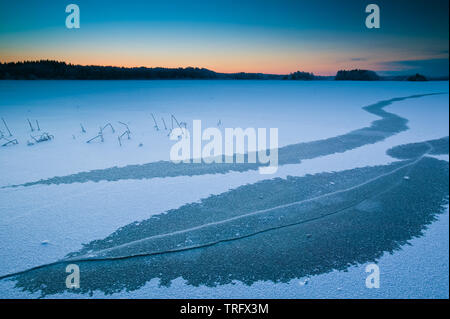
[376,58,449,77]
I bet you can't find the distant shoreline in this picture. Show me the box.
[1,79,449,82]
[1,60,448,81]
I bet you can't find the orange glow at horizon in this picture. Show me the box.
[0,51,403,76]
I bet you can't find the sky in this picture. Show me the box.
[0,0,448,76]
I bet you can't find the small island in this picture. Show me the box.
[335,69,380,81]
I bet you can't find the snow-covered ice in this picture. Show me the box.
[0,80,448,298]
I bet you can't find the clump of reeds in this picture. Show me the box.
[86,127,104,143]
[1,117,12,136]
[151,113,159,131]
[27,118,35,132]
[1,137,19,147]
[30,132,54,144]
[117,121,132,146]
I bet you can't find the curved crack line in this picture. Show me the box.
[74,153,425,260]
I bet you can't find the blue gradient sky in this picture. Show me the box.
[0,0,448,75]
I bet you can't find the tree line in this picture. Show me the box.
[0,60,437,81]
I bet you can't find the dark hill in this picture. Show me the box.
[335,69,380,81]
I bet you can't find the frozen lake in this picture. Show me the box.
[0,80,448,298]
